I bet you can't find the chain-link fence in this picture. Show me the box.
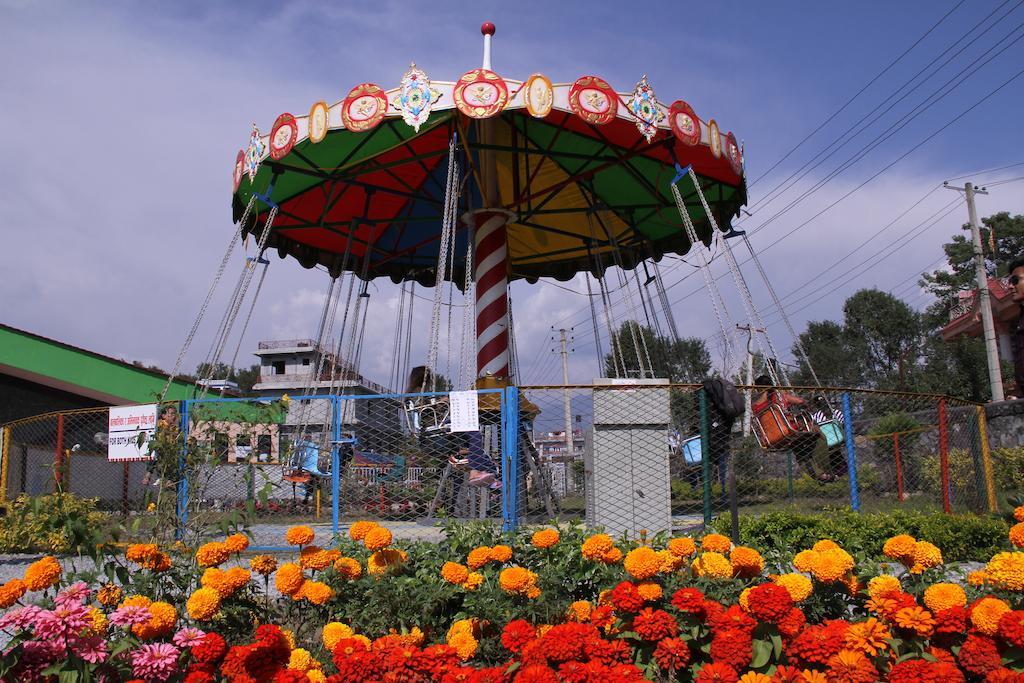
[0,384,999,546]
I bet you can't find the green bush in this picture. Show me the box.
[991,446,1024,492]
[0,493,110,555]
[709,508,1009,563]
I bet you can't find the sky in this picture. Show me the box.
[2,0,1023,391]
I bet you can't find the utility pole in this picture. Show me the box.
[557,328,575,465]
[945,181,1003,402]
[736,324,765,436]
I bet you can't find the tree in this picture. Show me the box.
[192,362,262,396]
[841,289,921,389]
[603,321,711,382]
[792,320,865,387]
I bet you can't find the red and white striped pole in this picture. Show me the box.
[466,208,513,380]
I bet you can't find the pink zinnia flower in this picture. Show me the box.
[35,603,92,640]
[0,605,44,632]
[130,642,180,682]
[110,605,151,628]
[55,581,91,607]
[172,626,206,648]
[69,634,108,664]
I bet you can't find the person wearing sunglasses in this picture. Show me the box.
[1008,258,1024,398]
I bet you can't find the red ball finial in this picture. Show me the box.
[481,22,495,36]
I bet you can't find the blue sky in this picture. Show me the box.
[2,0,1022,388]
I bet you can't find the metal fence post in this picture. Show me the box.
[332,395,342,538]
[55,413,65,492]
[976,405,998,513]
[893,433,905,503]
[501,386,521,532]
[938,399,951,513]
[699,388,712,527]
[841,393,860,511]
[0,426,9,507]
[177,400,190,540]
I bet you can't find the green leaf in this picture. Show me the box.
[751,639,772,669]
[769,633,783,659]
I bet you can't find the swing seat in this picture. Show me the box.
[404,398,451,437]
[679,435,703,465]
[816,419,844,448]
[752,405,815,450]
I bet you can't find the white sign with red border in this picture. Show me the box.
[108,404,159,461]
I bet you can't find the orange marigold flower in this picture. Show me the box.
[531,529,560,548]
[1010,522,1024,548]
[624,546,662,579]
[185,587,220,621]
[367,548,407,577]
[363,526,393,552]
[691,552,732,579]
[667,536,697,557]
[250,554,278,576]
[657,549,684,573]
[882,534,917,563]
[334,557,362,580]
[225,567,250,594]
[844,617,891,656]
[285,525,315,546]
[490,544,513,563]
[567,600,592,621]
[987,551,1024,591]
[299,546,333,571]
[467,546,492,569]
[224,533,249,554]
[792,549,819,573]
[968,569,988,586]
[287,648,318,672]
[602,547,623,564]
[125,543,159,565]
[195,542,229,568]
[866,575,901,600]
[811,540,841,552]
[446,630,478,661]
[730,546,765,578]
[893,606,935,637]
[701,533,732,553]
[148,552,171,572]
[774,573,813,602]
[133,601,176,640]
[0,579,27,608]
[923,583,966,612]
[322,622,354,650]
[23,556,61,591]
[298,580,334,605]
[275,562,305,595]
[441,562,470,585]
[911,541,942,572]
[462,572,484,591]
[738,674,771,683]
[637,581,663,602]
[810,548,854,583]
[581,534,614,560]
[1015,505,1024,522]
[347,520,379,541]
[499,566,535,594]
[96,584,123,607]
[200,568,231,597]
[826,649,878,683]
[738,587,751,612]
[971,597,1011,636]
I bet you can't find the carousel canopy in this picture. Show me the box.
[231,56,747,285]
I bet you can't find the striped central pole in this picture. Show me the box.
[466,208,513,379]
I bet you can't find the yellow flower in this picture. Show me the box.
[499,566,534,593]
[801,670,828,683]
[96,584,123,607]
[307,671,326,683]
[567,600,592,621]
[441,562,470,585]
[910,541,942,572]
[730,546,765,578]
[462,572,484,591]
[844,617,891,656]
[299,546,333,571]
[811,540,840,552]
[0,579,27,608]
[23,556,61,591]
[224,533,249,554]
[367,548,407,577]
[810,548,854,583]
[304,580,334,605]
[691,552,732,579]
[251,555,278,576]
[657,550,684,573]
[186,587,221,621]
[531,529,560,548]
[667,537,697,558]
[334,557,362,580]
[347,520,379,541]
[467,546,492,570]
[195,542,229,568]
[866,575,901,600]
[623,546,662,579]
[970,596,1010,635]
[792,549,819,573]
[490,545,513,563]
[322,622,354,650]
[581,534,614,561]
[882,534,917,563]
[968,569,989,587]
[363,527,393,552]
[134,601,176,640]
[987,552,1024,591]
[446,620,478,661]
[87,606,108,635]
[288,648,319,672]
[738,674,772,683]
[739,587,752,612]
[637,581,663,602]
[601,547,623,564]
[923,583,967,612]
[774,573,814,602]
[200,568,231,597]
[275,563,305,595]
[285,525,316,546]
[146,502,156,512]
[525,585,541,599]
[701,533,732,553]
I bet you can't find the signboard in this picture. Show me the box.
[108,404,159,461]
[448,391,480,433]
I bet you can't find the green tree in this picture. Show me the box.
[791,320,865,387]
[842,289,921,389]
[603,321,711,382]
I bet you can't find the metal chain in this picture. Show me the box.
[651,260,681,345]
[459,237,476,390]
[584,273,606,377]
[425,134,459,391]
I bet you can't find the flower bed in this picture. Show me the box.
[4,513,1024,682]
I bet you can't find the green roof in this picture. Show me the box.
[0,324,196,405]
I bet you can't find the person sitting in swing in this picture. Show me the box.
[752,375,835,483]
[406,366,500,488]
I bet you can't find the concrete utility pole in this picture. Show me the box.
[736,324,765,435]
[945,181,1003,402]
[558,328,575,461]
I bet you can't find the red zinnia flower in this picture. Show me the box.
[468,668,507,683]
[984,668,1024,683]
[585,637,632,665]
[633,608,679,641]
[610,581,645,613]
[653,637,690,671]
[786,623,845,666]
[694,662,739,683]
[192,632,227,665]
[515,665,559,683]
[501,620,536,654]
[540,623,598,663]
[709,604,756,635]
[183,670,216,683]
[958,634,1002,677]
[709,628,752,670]
[777,607,807,639]
[332,650,384,682]
[887,658,966,683]
[556,661,589,683]
[590,605,615,629]
[998,610,1024,648]
[771,665,804,683]
[273,671,307,683]
[934,605,968,636]
[747,583,794,623]
[670,587,707,618]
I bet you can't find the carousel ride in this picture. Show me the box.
[163,23,841,520]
